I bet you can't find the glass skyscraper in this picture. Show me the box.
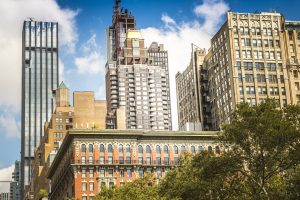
[21,20,59,195]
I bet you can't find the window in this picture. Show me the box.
[277,52,281,60]
[257,39,262,47]
[164,145,168,154]
[82,169,86,178]
[88,144,93,153]
[235,50,240,58]
[146,145,151,154]
[108,156,113,164]
[108,144,113,153]
[245,74,254,82]
[276,40,280,48]
[246,38,250,46]
[126,145,130,153]
[138,145,143,154]
[120,169,124,177]
[108,169,113,177]
[265,52,270,59]
[253,39,257,47]
[282,87,286,95]
[264,39,269,47]
[258,87,267,95]
[100,144,104,153]
[181,145,186,153]
[246,86,255,94]
[269,75,278,83]
[257,74,266,82]
[82,182,87,192]
[243,62,253,70]
[89,169,94,178]
[198,146,203,153]
[191,146,196,153]
[139,168,144,177]
[119,144,123,153]
[174,145,178,154]
[240,86,244,95]
[156,145,161,154]
[126,156,131,164]
[82,156,86,164]
[157,169,162,178]
[100,169,105,177]
[295,82,300,91]
[89,182,94,191]
[127,169,132,177]
[242,50,246,58]
[89,156,93,164]
[256,62,264,70]
[234,38,239,47]
[132,40,139,47]
[81,144,86,153]
[208,146,213,154]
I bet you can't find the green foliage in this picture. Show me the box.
[94,100,300,200]
[95,175,163,200]
[38,189,48,198]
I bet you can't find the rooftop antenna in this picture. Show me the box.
[28,17,35,21]
[114,0,121,14]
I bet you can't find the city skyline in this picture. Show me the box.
[0,0,300,193]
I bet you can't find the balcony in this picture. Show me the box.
[71,159,179,166]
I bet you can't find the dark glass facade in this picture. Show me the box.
[21,20,59,194]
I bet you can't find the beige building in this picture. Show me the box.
[29,82,107,200]
[176,45,211,131]
[176,12,300,131]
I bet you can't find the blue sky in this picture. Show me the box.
[0,0,300,191]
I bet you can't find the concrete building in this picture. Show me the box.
[176,12,300,131]
[105,0,172,130]
[0,193,9,200]
[47,129,220,200]
[176,45,212,131]
[10,160,21,200]
[28,83,107,200]
[21,20,59,194]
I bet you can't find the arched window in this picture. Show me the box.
[81,144,86,152]
[191,146,195,153]
[146,145,151,154]
[156,145,161,154]
[108,144,113,153]
[88,144,93,153]
[163,145,168,154]
[119,144,123,153]
[215,146,221,154]
[198,146,203,153]
[174,145,178,154]
[138,145,143,154]
[100,144,104,153]
[181,145,186,153]
[208,146,213,154]
[126,144,130,153]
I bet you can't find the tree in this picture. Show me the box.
[219,100,300,199]
[95,175,162,200]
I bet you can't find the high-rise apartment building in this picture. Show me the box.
[207,12,296,130]
[21,20,59,195]
[10,160,21,200]
[105,1,172,130]
[176,45,212,131]
[176,12,300,131]
[0,193,9,200]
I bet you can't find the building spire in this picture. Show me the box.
[114,0,121,14]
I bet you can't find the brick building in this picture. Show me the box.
[47,129,220,200]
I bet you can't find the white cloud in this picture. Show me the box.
[141,0,229,130]
[0,165,14,193]
[0,0,78,137]
[0,0,78,110]
[0,105,21,139]
[75,34,106,75]
[194,0,229,34]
